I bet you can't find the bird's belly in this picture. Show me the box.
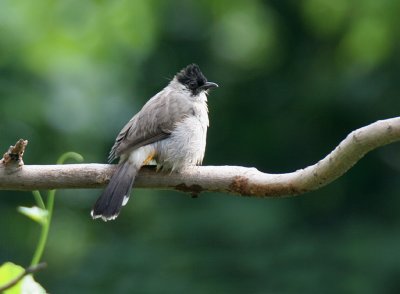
[155,116,207,171]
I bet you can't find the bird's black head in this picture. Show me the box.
[176,64,218,96]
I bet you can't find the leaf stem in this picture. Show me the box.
[30,151,83,267]
[30,190,55,267]
[32,190,45,210]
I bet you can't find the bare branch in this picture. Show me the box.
[0,117,399,196]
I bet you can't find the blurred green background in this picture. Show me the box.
[1,0,400,293]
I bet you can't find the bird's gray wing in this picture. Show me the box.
[108,91,191,162]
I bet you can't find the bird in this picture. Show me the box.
[91,64,218,221]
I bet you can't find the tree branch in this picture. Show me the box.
[1,117,400,197]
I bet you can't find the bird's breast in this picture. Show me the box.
[155,101,209,171]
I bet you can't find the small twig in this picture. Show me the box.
[0,262,47,292]
[1,139,28,167]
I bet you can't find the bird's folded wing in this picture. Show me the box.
[108,92,191,162]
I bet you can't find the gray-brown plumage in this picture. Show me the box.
[92,64,218,221]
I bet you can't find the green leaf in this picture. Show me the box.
[18,206,48,225]
[0,262,45,294]
[0,262,23,293]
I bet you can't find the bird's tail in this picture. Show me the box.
[91,160,139,221]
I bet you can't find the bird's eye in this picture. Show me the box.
[188,81,197,89]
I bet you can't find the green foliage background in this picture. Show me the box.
[1,0,400,293]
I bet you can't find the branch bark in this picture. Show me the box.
[1,117,399,197]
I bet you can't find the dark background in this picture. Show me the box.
[1,0,400,293]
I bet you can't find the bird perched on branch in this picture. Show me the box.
[91,64,218,221]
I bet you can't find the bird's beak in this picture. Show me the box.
[201,82,219,90]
